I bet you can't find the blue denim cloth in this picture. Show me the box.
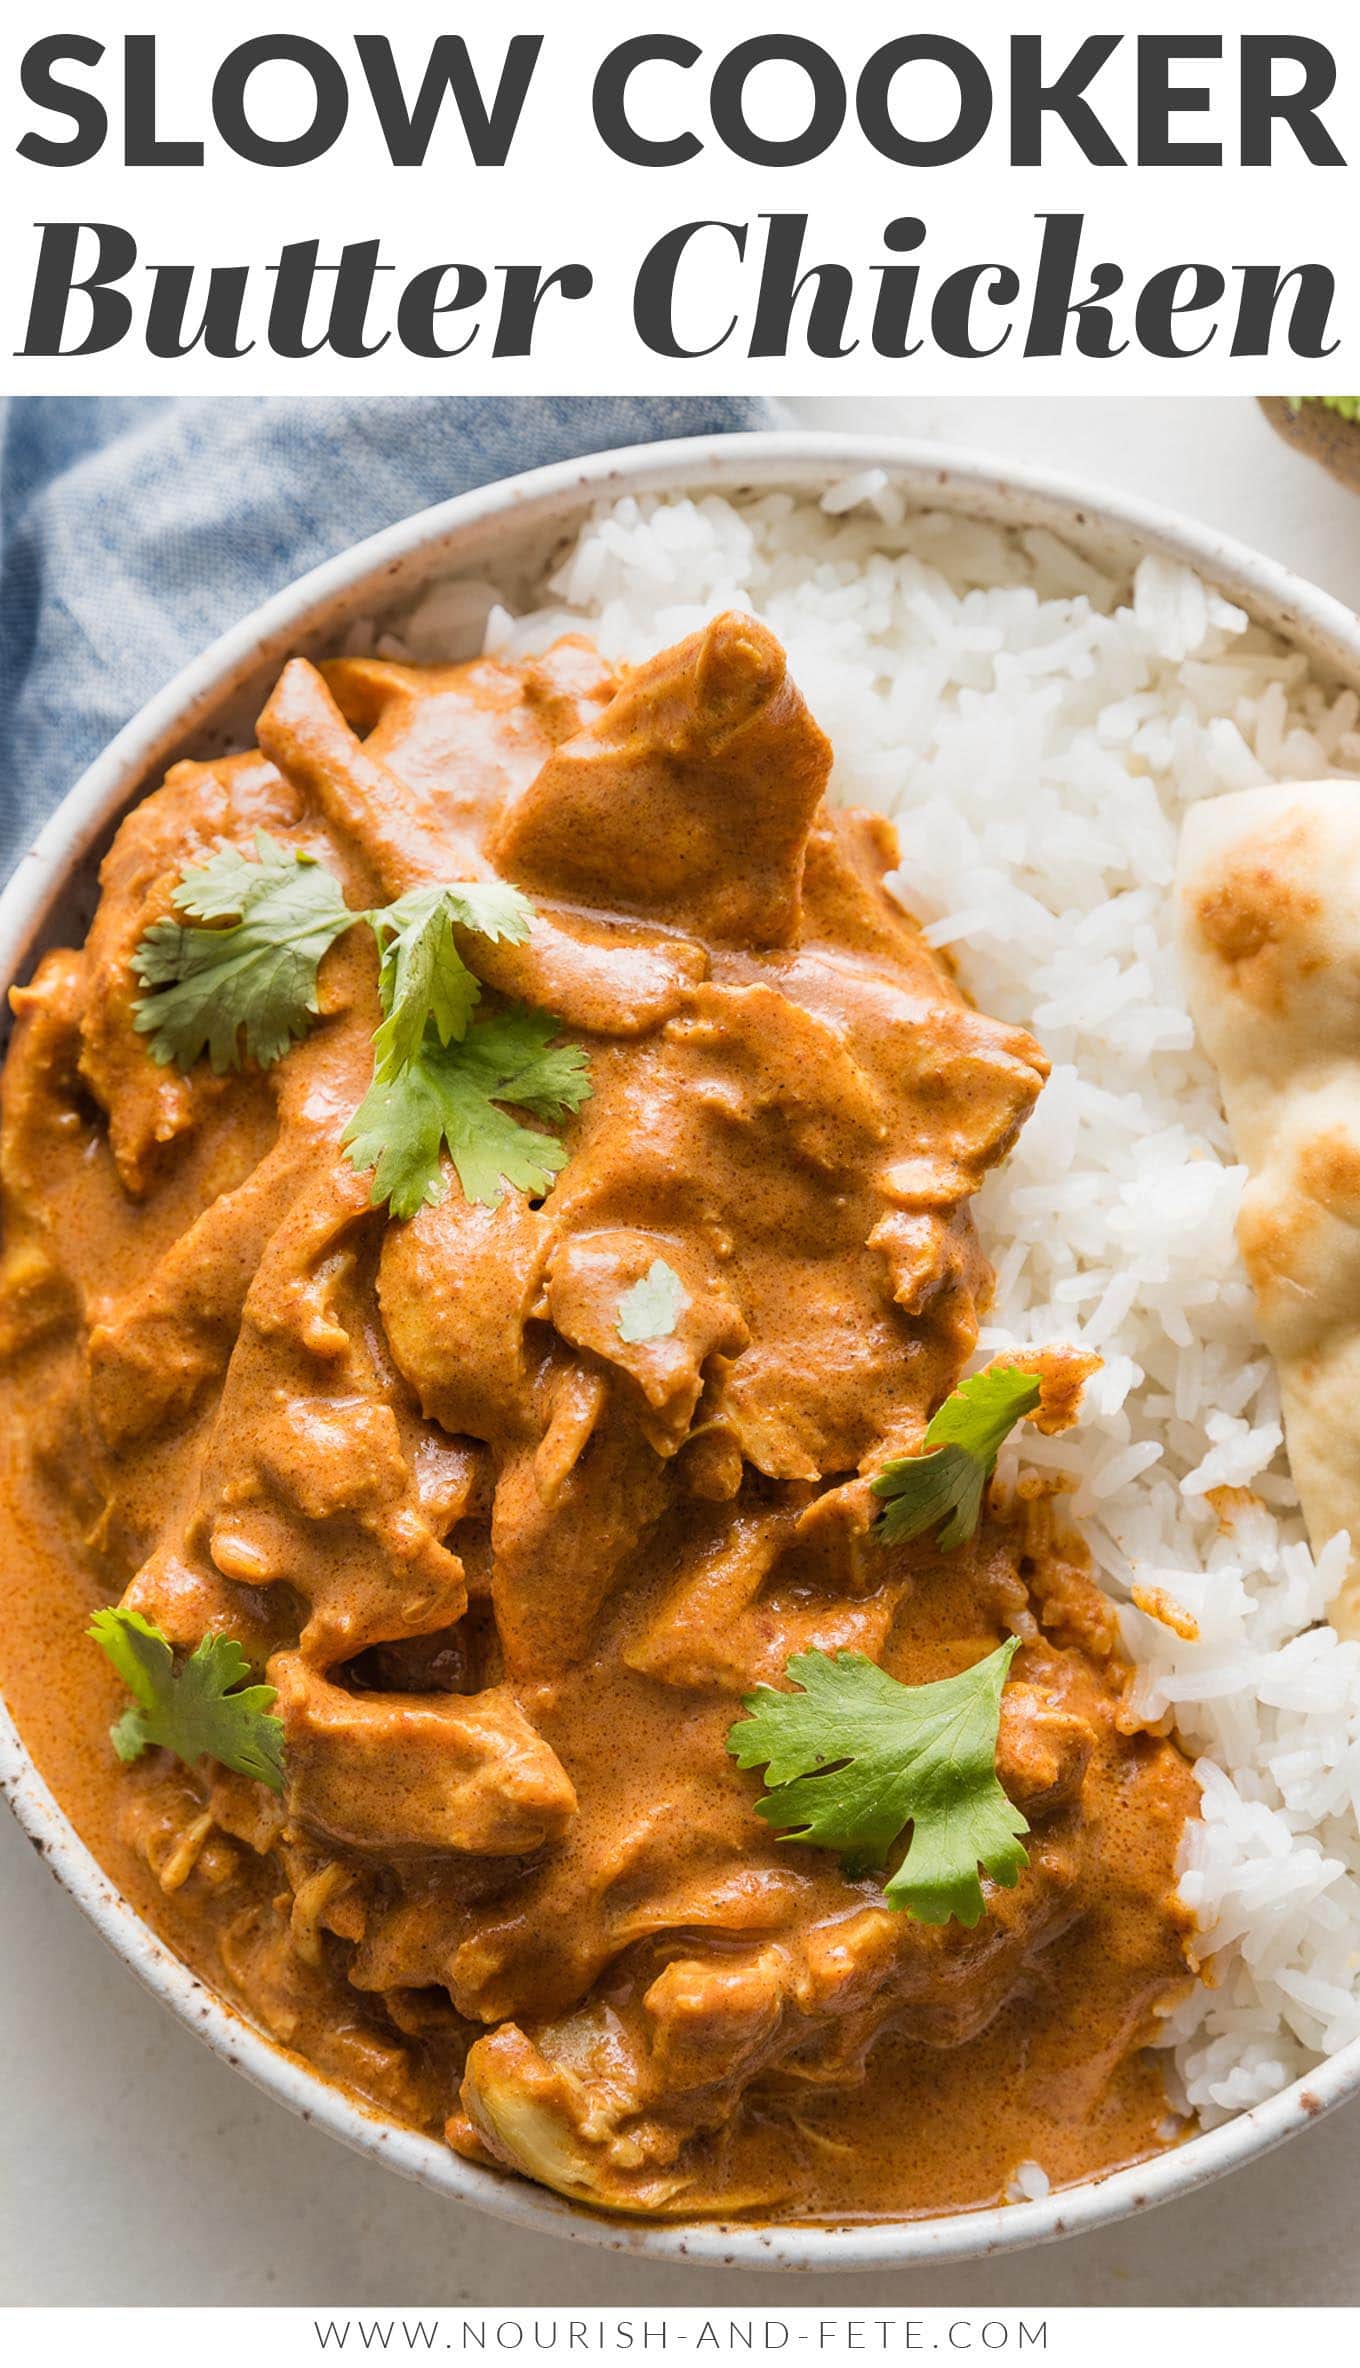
[0,395,771,880]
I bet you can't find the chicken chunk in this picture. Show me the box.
[0,952,86,1355]
[488,612,833,945]
[78,750,301,1191]
[378,1190,546,1450]
[459,1878,1067,2214]
[543,1225,748,1455]
[259,657,707,1035]
[995,1687,1095,1821]
[274,1655,577,1855]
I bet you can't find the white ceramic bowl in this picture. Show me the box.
[4,430,1360,2275]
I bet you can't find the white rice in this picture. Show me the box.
[1005,2160,1053,2205]
[393,480,1360,2139]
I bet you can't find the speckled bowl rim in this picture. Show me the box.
[3,428,1359,2275]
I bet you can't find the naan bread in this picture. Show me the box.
[1177,781,1360,1634]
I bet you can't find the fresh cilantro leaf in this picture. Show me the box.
[343,1004,592,1219]
[727,1640,1028,1927]
[616,1259,688,1344]
[89,1606,284,1792]
[369,881,535,1080]
[870,1366,1044,1551]
[133,831,354,1074]
[168,838,289,923]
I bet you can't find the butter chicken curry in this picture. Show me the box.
[0,610,1197,2222]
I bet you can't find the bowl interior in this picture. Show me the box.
[5,431,1360,2274]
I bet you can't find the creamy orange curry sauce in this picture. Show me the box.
[0,611,1197,2222]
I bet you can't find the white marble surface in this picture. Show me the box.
[6,395,1360,2309]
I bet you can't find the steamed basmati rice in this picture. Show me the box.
[393,479,1360,2140]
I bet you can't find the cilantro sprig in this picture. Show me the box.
[870,1366,1045,1551]
[133,832,353,1073]
[132,839,587,1218]
[343,1006,592,1219]
[369,881,534,1079]
[89,1606,284,1792]
[727,1640,1028,1927]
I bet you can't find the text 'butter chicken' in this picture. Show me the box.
[0,611,1197,2221]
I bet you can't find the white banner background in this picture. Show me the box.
[0,2309,1344,2360]
[1,0,1358,392]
